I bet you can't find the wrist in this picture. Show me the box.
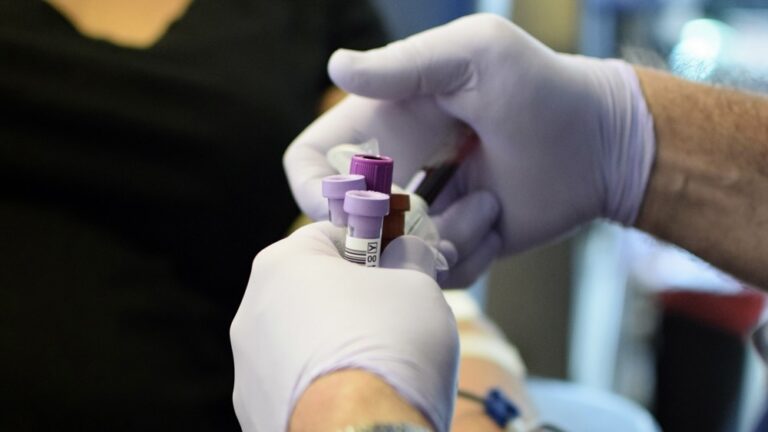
[596,60,656,225]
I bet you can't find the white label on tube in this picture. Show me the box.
[344,236,380,267]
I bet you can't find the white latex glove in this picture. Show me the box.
[230,223,459,432]
[284,14,654,268]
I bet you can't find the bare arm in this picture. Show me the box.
[452,319,537,431]
[635,67,768,288]
[289,370,433,432]
[289,318,537,432]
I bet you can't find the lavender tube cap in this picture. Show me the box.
[344,190,390,239]
[322,174,366,227]
[349,154,394,195]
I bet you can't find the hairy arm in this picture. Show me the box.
[635,67,768,288]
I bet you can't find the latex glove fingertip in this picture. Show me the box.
[437,239,459,267]
[328,48,363,87]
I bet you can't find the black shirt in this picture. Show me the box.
[0,1,385,429]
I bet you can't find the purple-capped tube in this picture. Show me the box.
[350,154,394,195]
[343,190,390,267]
[322,174,366,227]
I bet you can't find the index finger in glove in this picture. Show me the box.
[327,14,489,100]
[283,98,372,221]
[284,95,460,221]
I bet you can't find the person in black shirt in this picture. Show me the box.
[0,1,386,429]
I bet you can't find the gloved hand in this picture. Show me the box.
[230,222,459,432]
[284,13,655,266]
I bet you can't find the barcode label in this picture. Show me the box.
[344,236,380,267]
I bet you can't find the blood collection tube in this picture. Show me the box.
[322,174,366,227]
[382,193,410,250]
[349,153,408,249]
[349,154,393,194]
[343,190,389,267]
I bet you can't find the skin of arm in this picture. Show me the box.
[289,369,433,432]
[634,67,768,288]
[289,318,537,432]
[451,319,537,432]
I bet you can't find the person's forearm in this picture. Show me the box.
[289,369,433,432]
[635,67,768,288]
[452,320,536,431]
